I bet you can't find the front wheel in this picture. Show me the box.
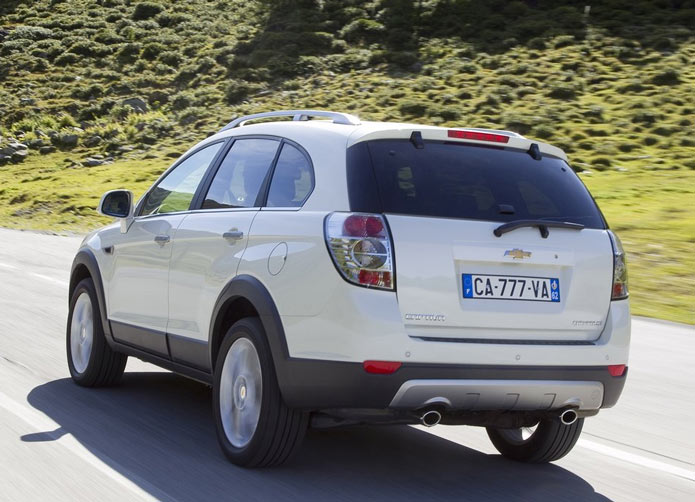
[213,318,308,467]
[486,417,584,463]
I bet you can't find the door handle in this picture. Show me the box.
[223,229,244,241]
[154,234,170,244]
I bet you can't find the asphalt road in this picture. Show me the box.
[0,227,693,501]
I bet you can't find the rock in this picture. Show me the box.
[26,138,44,148]
[409,61,423,72]
[0,154,10,165]
[9,142,27,150]
[19,97,36,106]
[122,97,147,113]
[58,134,79,147]
[91,154,104,160]
[84,157,104,167]
[83,135,103,148]
[0,28,8,41]
[0,147,15,156]
[11,150,28,162]
[117,145,135,153]
[39,145,56,154]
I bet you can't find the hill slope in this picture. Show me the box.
[0,0,693,323]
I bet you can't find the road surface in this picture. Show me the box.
[0,228,693,501]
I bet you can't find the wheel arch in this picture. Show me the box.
[70,249,113,342]
[209,275,290,388]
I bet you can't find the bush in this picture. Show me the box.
[398,100,429,117]
[225,80,260,104]
[548,84,576,100]
[651,69,680,85]
[7,26,54,41]
[142,42,165,60]
[339,19,385,43]
[132,2,164,21]
[158,51,182,67]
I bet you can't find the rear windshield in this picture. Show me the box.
[347,140,605,229]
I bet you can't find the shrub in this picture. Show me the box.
[651,69,680,85]
[398,100,429,117]
[54,53,79,65]
[339,19,385,43]
[225,80,259,104]
[142,42,165,60]
[8,26,54,41]
[132,2,164,21]
[548,83,576,100]
[158,51,182,67]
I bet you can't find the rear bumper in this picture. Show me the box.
[279,359,627,411]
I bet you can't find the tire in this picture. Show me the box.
[213,317,308,467]
[67,278,127,387]
[486,417,584,463]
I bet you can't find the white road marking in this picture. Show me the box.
[29,272,69,287]
[0,391,176,502]
[578,439,695,482]
[0,261,69,287]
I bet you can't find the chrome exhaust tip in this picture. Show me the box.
[560,409,578,425]
[421,410,442,427]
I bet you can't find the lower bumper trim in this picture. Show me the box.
[388,379,604,411]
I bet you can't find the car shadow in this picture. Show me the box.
[26,372,612,502]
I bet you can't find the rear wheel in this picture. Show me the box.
[67,278,127,386]
[213,318,308,467]
[486,417,584,463]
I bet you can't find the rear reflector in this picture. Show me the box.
[448,130,510,144]
[608,364,626,377]
[363,361,402,374]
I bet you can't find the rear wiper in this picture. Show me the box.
[493,219,584,239]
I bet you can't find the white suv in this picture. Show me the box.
[67,110,630,467]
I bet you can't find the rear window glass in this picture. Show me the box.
[354,140,605,228]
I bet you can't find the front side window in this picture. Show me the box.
[266,143,313,207]
[202,138,279,209]
[140,142,223,216]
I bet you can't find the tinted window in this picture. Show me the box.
[356,140,605,228]
[203,138,279,209]
[266,144,313,207]
[140,142,223,216]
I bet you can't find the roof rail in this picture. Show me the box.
[220,110,361,132]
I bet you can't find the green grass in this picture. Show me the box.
[582,170,695,324]
[0,0,693,323]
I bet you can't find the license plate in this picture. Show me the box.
[462,274,560,302]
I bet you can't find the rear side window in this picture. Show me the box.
[350,140,605,228]
[202,138,279,209]
[266,143,313,207]
[140,142,223,216]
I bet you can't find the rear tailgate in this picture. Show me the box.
[349,134,613,342]
[388,216,612,342]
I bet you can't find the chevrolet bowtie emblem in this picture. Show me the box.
[505,248,532,259]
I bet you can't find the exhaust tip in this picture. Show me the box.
[421,410,442,427]
[560,409,578,425]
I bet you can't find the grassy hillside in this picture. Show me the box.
[0,0,693,323]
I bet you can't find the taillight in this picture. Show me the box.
[324,213,394,290]
[608,230,628,300]
[448,130,510,143]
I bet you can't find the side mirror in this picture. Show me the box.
[98,190,133,219]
